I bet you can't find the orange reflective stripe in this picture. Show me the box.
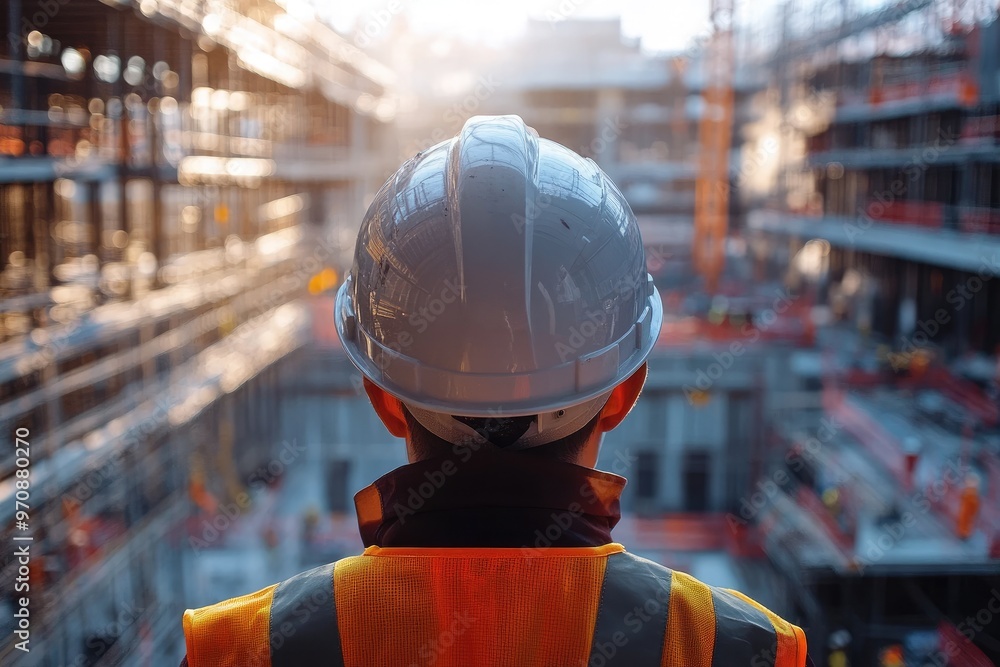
[333,548,610,667]
[725,589,807,667]
[661,570,715,667]
[183,584,276,667]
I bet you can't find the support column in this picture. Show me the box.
[897,260,917,341]
[31,183,50,294]
[8,0,24,112]
[88,181,102,266]
[149,25,165,274]
[350,112,371,224]
[595,88,624,167]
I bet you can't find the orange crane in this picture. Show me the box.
[693,0,736,294]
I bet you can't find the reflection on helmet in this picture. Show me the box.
[335,115,663,422]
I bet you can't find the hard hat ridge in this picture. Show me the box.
[335,114,662,434]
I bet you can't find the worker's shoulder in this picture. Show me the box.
[182,579,277,667]
[613,551,807,658]
[674,573,807,666]
[182,560,342,667]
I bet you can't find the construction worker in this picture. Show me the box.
[180,115,811,666]
[827,629,851,667]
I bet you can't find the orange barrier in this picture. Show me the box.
[938,621,994,667]
[864,200,943,228]
[868,72,977,107]
[654,312,813,349]
[959,207,1000,235]
[615,513,729,552]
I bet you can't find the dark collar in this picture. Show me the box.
[354,448,626,548]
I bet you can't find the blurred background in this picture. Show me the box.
[1,0,999,665]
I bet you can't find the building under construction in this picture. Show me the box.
[0,0,999,666]
[741,0,1000,663]
[0,0,394,664]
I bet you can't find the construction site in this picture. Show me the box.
[1,0,999,665]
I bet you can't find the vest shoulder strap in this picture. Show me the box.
[269,562,343,667]
[716,587,808,667]
[591,551,807,667]
[709,585,782,667]
[588,550,672,666]
[183,562,344,667]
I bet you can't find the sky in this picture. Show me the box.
[319,0,714,54]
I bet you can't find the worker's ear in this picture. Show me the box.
[597,363,647,432]
[362,377,409,438]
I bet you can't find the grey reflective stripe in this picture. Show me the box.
[711,588,777,667]
[587,552,671,666]
[270,562,344,667]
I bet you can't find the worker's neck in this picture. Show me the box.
[404,431,603,467]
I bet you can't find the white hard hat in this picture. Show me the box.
[335,115,663,447]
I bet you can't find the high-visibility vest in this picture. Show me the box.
[183,543,807,667]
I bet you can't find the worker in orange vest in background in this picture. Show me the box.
[956,473,981,540]
[180,116,811,667]
[827,630,851,667]
[878,644,904,667]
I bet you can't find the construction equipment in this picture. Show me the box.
[693,0,736,293]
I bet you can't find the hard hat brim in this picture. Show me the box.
[334,276,663,418]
